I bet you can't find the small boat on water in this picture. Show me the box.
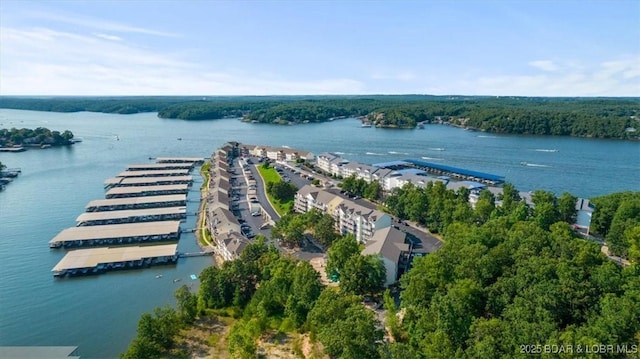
[155,274,163,279]
[361,123,372,128]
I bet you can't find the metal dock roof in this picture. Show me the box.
[105,184,189,198]
[49,221,181,244]
[105,175,192,186]
[404,159,505,183]
[76,206,187,224]
[86,194,187,209]
[126,163,193,170]
[52,244,178,272]
[156,157,205,163]
[117,169,190,177]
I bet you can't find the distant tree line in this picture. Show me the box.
[0,127,74,147]
[2,96,638,139]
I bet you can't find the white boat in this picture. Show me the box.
[361,123,372,128]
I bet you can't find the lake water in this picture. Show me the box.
[0,109,638,358]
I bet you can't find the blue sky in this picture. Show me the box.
[1,0,638,96]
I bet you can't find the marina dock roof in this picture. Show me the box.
[76,206,187,225]
[127,163,193,170]
[0,346,80,359]
[86,194,186,210]
[105,184,189,198]
[52,244,178,272]
[49,221,180,245]
[404,159,505,184]
[117,169,190,177]
[156,157,205,163]
[105,175,193,187]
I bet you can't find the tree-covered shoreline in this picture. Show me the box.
[0,127,75,148]
[121,187,640,358]
[1,96,638,139]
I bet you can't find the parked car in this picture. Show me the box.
[251,211,261,217]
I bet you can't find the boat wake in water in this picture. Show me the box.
[535,149,559,152]
[521,162,551,168]
[421,156,443,161]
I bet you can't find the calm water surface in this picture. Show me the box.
[0,109,638,358]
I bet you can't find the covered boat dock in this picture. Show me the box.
[52,244,179,277]
[104,184,189,199]
[403,159,505,185]
[49,221,181,248]
[117,169,190,177]
[156,157,205,164]
[85,194,187,212]
[104,175,193,188]
[127,163,194,171]
[76,206,187,226]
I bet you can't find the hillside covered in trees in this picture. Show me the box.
[121,188,640,358]
[1,96,638,139]
[0,127,75,147]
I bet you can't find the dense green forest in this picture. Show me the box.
[0,127,75,147]
[1,96,638,139]
[122,189,640,358]
[590,192,640,259]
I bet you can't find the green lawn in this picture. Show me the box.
[256,165,293,216]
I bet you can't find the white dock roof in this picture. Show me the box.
[52,244,178,272]
[76,206,187,223]
[86,194,186,209]
[117,169,190,177]
[156,157,205,163]
[126,163,192,170]
[49,221,180,244]
[118,175,193,185]
[105,184,188,196]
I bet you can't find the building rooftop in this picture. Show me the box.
[362,226,408,261]
[52,244,178,272]
[49,221,180,244]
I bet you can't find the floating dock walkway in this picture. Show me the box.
[104,175,193,188]
[52,244,179,277]
[76,206,187,226]
[85,194,187,212]
[105,184,189,199]
[49,221,181,248]
[117,169,190,177]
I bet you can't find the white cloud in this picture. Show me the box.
[0,26,365,95]
[29,10,178,37]
[94,33,122,41]
[456,58,640,96]
[529,60,560,72]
